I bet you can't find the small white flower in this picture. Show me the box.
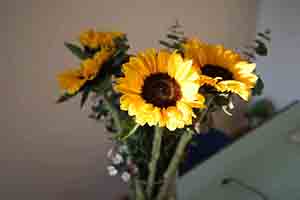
[107,165,118,176]
[107,148,114,159]
[112,153,124,165]
[228,100,234,109]
[121,172,131,182]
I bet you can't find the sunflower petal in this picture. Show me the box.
[234,62,256,73]
[168,52,183,78]
[175,59,193,82]
[57,68,86,94]
[157,50,171,73]
[165,106,185,131]
[218,80,251,101]
[81,58,100,80]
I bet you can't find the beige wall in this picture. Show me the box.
[1,0,256,199]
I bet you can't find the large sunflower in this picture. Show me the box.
[183,38,258,101]
[115,49,205,131]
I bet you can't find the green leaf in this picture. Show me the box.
[171,30,184,35]
[257,32,271,42]
[56,93,76,104]
[64,42,88,60]
[264,29,271,35]
[92,74,112,94]
[115,124,140,140]
[91,102,108,117]
[254,39,268,56]
[167,34,180,40]
[252,76,264,96]
[159,40,174,49]
[247,99,275,118]
[80,87,91,108]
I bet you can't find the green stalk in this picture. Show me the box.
[156,98,215,200]
[146,126,163,198]
[156,129,193,200]
[135,178,146,200]
[103,94,122,134]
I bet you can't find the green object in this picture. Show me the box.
[252,76,264,96]
[147,126,163,199]
[64,42,89,60]
[56,92,76,104]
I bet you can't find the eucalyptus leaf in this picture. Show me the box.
[115,124,140,140]
[257,32,271,42]
[252,76,264,96]
[92,75,112,94]
[64,42,88,60]
[167,34,180,40]
[159,40,174,49]
[56,93,76,104]
[80,87,91,108]
[254,39,268,56]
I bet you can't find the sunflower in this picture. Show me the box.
[183,38,258,101]
[79,29,124,49]
[115,49,205,131]
[57,48,113,94]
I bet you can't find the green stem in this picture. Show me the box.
[121,124,140,140]
[155,97,215,200]
[156,129,193,200]
[135,178,146,200]
[103,94,122,134]
[146,126,163,198]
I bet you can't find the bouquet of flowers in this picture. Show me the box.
[56,23,270,200]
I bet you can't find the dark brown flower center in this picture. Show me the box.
[141,73,182,108]
[202,64,233,80]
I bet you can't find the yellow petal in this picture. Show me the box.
[181,81,200,101]
[177,101,193,124]
[157,50,171,73]
[57,68,86,94]
[81,59,100,80]
[79,29,99,49]
[165,107,184,131]
[94,48,113,65]
[182,94,206,109]
[174,59,193,82]
[137,49,157,74]
[235,73,258,88]
[114,76,142,94]
[218,80,250,101]
[234,62,256,74]
[168,52,183,78]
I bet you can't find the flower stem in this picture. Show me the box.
[156,97,215,200]
[103,93,122,134]
[146,126,163,199]
[156,129,193,200]
[135,178,146,200]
